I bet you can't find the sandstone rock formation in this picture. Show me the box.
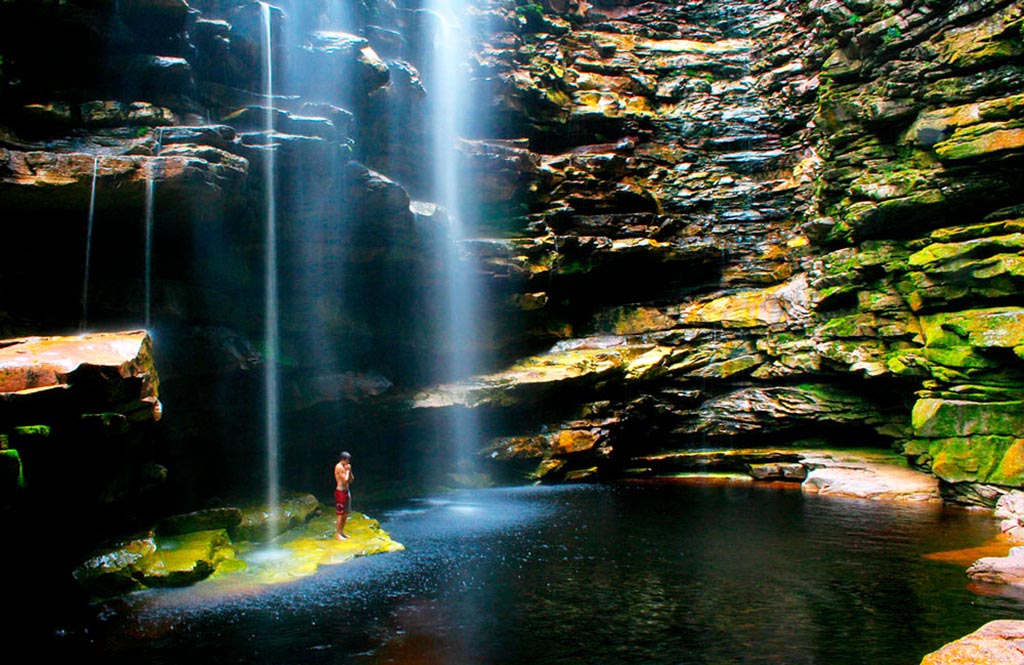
[919,620,1024,665]
[0,0,1021,526]
[0,331,163,511]
[72,492,402,599]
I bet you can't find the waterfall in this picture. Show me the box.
[80,155,100,332]
[144,129,165,329]
[261,0,282,540]
[143,171,155,328]
[427,0,483,481]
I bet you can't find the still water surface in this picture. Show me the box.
[73,484,1024,664]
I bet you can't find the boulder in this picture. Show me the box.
[681,384,896,439]
[800,450,941,502]
[968,546,1024,587]
[296,31,391,103]
[996,491,1024,542]
[72,534,157,599]
[134,529,235,587]
[0,331,161,423]
[231,492,321,543]
[0,332,162,508]
[677,275,811,329]
[157,507,244,536]
[920,620,1024,665]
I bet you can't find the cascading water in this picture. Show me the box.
[143,128,165,329]
[261,0,281,540]
[426,0,483,481]
[143,175,155,327]
[80,155,99,332]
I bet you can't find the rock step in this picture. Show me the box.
[625,448,942,502]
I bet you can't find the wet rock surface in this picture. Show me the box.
[0,331,163,512]
[72,492,402,600]
[919,620,1024,665]
[0,0,1022,623]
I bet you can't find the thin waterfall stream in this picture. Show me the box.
[80,155,99,332]
[261,0,282,541]
[143,128,165,329]
[427,0,483,481]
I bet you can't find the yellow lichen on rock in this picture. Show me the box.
[216,512,404,587]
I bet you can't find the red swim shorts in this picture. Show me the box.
[335,489,351,515]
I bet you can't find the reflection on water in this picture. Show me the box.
[42,485,1024,664]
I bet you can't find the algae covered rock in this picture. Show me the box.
[157,506,243,536]
[134,529,236,588]
[73,534,158,598]
[231,492,321,543]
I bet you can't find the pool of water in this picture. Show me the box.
[35,484,1024,664]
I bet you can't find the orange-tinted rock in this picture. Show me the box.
[920,620,1024,665]
[553,429,601,454]
[0,331,161,422]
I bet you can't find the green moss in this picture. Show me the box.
[12,425,50,438]
[912,436,1024,486]
[921,346,994,370]
[818,314,876,338]
[135,529,232,588]
[912,398,1024,438]
[920,308,1024,349]
[0,449,25,490]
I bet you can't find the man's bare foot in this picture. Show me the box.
[334,532,348,540]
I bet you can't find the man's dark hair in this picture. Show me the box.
[339,451,351,461]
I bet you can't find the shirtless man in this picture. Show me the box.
[334,451,354,540]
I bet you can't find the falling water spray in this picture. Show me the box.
[143,128,165,329]
[427,0,482,481]
[80,155,100,332]
[261,0,282,540]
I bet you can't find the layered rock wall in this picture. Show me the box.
[0,0,1021,507]
[410,0,1024,501]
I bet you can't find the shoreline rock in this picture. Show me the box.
[73,492,403,600]
[623,448,942,502]
[920,620,1024,665]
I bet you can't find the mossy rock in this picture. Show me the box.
[934,121,1024,162]
[908,436,1024,487]
[231,492,321,542]
[73,535,157,599]
[157,506,243,536]
[920,308,1024,349]
[134,529,234,588]
[912,398,1024,438]
[0,449,25,496]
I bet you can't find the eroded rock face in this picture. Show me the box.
[0,0,1022,509]
[398,0,1024,492]
[0,331,165,545]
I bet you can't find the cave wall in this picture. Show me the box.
[0,0,1022,514]
[413,0,1024,503]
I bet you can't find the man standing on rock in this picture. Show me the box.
[334,451,354,540]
